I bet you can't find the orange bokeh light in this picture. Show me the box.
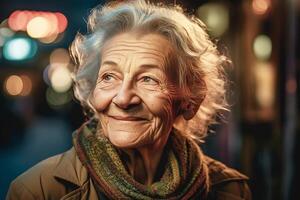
[8,10,68,40]
[39,33,59,44]
[252,0,271,15]
[5,75,23,96]
[4,74,33,96]
[20,75,33,96]
[49,48,70,66]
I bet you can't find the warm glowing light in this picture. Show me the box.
[27,16,51,38]
[47,48,71,91]
[8,10,68,41]
[253,34,272,61]
[4,74,32,96]
[5,75,23,96]
[46,12,59,36]
[55,12,68,33]
[47,48,72,93]
[7,11,20,30]
[252,0,271,15]
[8,10,26,31]
[39,33,59,44]
[3,37,37,60]
[50,67,72,93]
[20,75,32,96]
[197,3,229,37]
[49,48,70,67]
[254,62,275,108]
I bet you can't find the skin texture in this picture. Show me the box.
[91,32,180,185]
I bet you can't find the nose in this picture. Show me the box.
[112,80,141,109]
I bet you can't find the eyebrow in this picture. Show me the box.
[101,60,163,71]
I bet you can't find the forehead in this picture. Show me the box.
[101,32,174,66]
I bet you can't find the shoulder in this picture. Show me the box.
[204,156,252,200]
[6,148,86,200]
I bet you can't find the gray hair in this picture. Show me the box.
[70,0,229,142]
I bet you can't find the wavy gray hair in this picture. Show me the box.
[70,0,229,142]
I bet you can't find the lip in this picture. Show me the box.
[108,115,147,121]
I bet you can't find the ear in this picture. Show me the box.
[182,99,202,120]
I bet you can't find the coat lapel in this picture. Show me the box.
[52,148,89,187]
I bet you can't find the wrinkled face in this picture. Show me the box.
[92,32,178,148]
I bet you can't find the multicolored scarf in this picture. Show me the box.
[73,122,209,199]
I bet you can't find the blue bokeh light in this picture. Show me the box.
[3,37,37,61]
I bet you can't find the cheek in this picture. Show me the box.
[142,92,175,120]
[92,89,116,111]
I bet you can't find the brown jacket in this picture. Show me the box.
[6,148,251,200]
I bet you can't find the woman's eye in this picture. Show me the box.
[142,76,157,84]
[102,74,114,81]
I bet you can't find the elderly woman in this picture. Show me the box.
[6,0,251,199]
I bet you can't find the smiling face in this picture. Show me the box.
[91,32,179,149]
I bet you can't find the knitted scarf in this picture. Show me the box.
[73,122,209,199]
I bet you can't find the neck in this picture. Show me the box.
[121,136,169,185]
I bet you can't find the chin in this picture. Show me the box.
[107,132,145,149]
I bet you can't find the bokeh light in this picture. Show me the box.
[46,87,72,107]
[197,3,229,37]
[4,74,33,96]
[27,16,51,38]
[45,48,72,91]
[253,34,272,61]
[254,62,275,108]
[49,48,70,67]
[54,12,68,33]
[39,33,58,44]
[0,27,15,47]
[4,75,23,96]
[8,10,68,43]
[252,0,271,15]
[50,67,72,93]
[44,12,59,35]
[19,75,33,96]
[3,37,37,61]
[0,27,15,38]
[8,10,27,31]
[43,65,51,86]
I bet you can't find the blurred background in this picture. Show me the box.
[0,0,299,199]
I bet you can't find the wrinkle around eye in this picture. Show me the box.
[137,76,159,88]
[141,76,159,84]
[138,81,165,93]
[96,73,120,89]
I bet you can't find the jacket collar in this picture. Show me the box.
[204,155,249,186]
[52,147,89,187]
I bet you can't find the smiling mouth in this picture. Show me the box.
[108,115,147,121]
